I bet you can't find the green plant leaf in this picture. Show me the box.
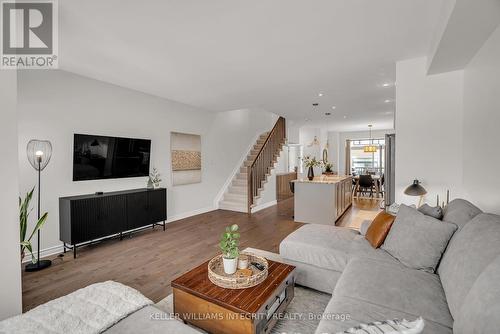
[230,224,238,232]
[26,212,48,243]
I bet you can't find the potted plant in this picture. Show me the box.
[20,188,48,263]
[219,224,240,274]
[323,162,334,175]
[149,168,162,189]
[301,155,322,180]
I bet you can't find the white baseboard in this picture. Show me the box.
[251,200,277,213]
[23,205,217,263]
[166,205,216,223]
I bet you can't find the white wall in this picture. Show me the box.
[0,71,22,319]
[462,25,500,214]
[17,70,277,255]
[395,57,464,205]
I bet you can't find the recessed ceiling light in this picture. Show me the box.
[343,115,347,119]
[382,83,390,87]
[325,112,331,116]
[318,93,323,97]
[384,99,392,103]
[331,106,336,110]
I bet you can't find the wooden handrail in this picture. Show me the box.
[247,117,286,214]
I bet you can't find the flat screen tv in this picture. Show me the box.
[73,134,151,181]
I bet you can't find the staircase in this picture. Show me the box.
[219,117,286,214]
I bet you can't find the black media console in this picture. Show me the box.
[59,188,167,258]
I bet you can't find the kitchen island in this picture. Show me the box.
[293,175,353,225]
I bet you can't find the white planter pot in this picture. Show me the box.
[223,257,238,275]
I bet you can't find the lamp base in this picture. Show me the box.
[25,259,52,272]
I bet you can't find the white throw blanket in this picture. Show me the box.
[0,281,153,334]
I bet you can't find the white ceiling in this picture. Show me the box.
[59,0,444,131]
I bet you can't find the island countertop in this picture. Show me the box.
[292,175,352,184]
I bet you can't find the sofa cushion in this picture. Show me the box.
[348,236,401,265]
[453,255,500,334]
[437,213,500,319]
[442,198,482,230]
[381,204,457,273]
[315,295,452,334]
[365,211,396,248]
[279,224,358,272]
[418,203,444,220]
[104,306,202,333]
[333,257,453,328]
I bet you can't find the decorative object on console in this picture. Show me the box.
[404,179,427,207]
[338,317,424,334]
[219,224,240,274]
[417,204,444,220]
[381,204,457,273]
[19,188,48,263]
[170,132,201,186]
[149,167,162,189]
[301,155,322,180]
[25,139,53,272]
[365,211,396,248]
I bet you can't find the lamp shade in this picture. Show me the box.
[404,179,427,196]
[27,139,52,171]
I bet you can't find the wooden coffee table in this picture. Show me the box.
[172,258,296,334]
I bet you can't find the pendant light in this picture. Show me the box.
[364,125,378,153]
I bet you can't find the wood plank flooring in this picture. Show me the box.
[21,197,381,312]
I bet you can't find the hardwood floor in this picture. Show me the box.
[21,197,381,312]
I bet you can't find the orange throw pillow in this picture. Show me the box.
[365,211,396,248]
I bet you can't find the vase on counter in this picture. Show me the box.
[307,166,314,181]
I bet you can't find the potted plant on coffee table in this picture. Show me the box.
[219,224,240,274]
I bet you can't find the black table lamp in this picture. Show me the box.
[25,139,53,272]
[404,179,427,208]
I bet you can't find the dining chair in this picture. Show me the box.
[358,174,374,197]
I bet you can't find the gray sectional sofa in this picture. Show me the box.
[280,199,500,333]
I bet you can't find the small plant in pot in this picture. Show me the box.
[301,155,322,180]
[323,162,334,175]
[149,168,162,189]
[20,187,48,263]
[219,224,240,274]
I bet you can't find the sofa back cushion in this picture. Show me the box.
[442,199,482,231]
[453,254,500,334]
[438,213,500,319]
[381,204,457,273]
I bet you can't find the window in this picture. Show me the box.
[350,139,385,175]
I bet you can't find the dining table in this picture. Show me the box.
[353,174,382,198]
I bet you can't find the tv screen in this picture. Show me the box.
[73,134,151,181]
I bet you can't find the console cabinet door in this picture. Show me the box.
[148,190,167,223]
[97,195,126,237]
[127,192,150,229]
[71,198,99,244]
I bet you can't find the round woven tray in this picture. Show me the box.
[208,253,268,289]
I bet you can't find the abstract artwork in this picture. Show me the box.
[171,132,201,185]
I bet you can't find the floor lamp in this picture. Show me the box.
[25,139,53,272]
[404,179,427,208]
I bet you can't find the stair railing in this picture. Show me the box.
[247,117,286,214]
